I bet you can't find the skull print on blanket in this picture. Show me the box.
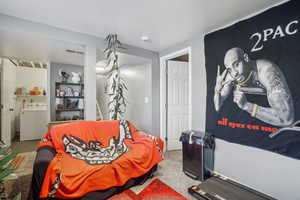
[63,120,133,165]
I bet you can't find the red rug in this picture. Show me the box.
[138,178,187,200]
[108,178,187,200]
[108,189,140,200]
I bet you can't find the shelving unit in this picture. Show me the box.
[55,82,84,121]
[55,96,84,99]
[55,82,84,86]
[56,109,84,112]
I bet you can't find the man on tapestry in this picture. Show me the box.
[214,47,294,127]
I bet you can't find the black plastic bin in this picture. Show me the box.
[179,131,215,181]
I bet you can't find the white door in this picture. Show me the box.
[167,60,190,150]
[1,59,16,146]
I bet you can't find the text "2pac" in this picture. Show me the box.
[250,20,298,52]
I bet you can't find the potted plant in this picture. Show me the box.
[102,34,128,120]
[0,142,21,200]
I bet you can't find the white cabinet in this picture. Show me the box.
[20,109,48,141]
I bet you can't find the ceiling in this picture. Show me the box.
[96,50,151,67]
[0,29,150,67]
[0,0,285,52]
[0,29,85,66]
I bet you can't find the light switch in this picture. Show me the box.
[144,97,149,104]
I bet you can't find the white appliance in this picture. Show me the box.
[20,109,48,141]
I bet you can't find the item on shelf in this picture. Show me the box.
[65,99,71,109]
[66,99,79,109]
[65,87,74,97]
[59,69,70,83]
[56,98,62,104]
[59,116,72,121]
[57,104,64,110]
[59,90,65,97]
[22,87,27,95]
[22,99,26,109]
[56,89,60,96]
[43,89,47,96]
[29,87,41,95]
[73,90,80,97]
[72,115,81,120]
[71,72,81,83]
[16,88,23,95]
[78,99,84,109]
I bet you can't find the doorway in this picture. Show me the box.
[0,58,49,146]
[0,29,85,152]
[160,47,192,151]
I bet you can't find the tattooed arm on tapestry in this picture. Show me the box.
[234,60,294,127]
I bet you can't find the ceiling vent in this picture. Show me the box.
[65,49,84,55]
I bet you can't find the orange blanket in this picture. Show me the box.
[38,120,164,199]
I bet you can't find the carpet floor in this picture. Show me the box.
[11,139,39,153]
[131,150,200,199]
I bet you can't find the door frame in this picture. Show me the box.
[160,47,192,150]
[0,59,2,141]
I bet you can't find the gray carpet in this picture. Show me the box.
[11,140,39,153]
[132,150,200,199]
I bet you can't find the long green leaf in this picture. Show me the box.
[0,147,10,156]
[13,193,21,200]
[0,152,17,169]
[0,168,15,180]
[122,83,128,90]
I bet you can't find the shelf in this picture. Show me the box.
[56,82,84,86]
[56,109,84,112]
[16,95,47,97]
[56,96,84,98]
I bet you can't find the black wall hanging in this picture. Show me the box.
[205,0,300,159]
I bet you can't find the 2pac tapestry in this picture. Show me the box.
[205,0,300,159]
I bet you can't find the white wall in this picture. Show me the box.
[96,74,107,120]
[121,63,152,132]
[84,46,96,121]
[96,63,152,132]
[16,67,47,91]
[159,2,300,199]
